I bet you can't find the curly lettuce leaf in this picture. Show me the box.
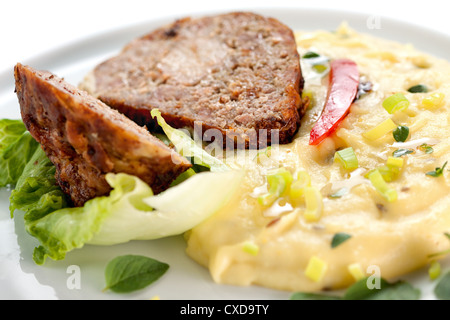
[0,131,39,187]
[29,170,243,264]
[0,119,27,153]
[151,109,230,172]
[9,146,68,221]
[90,170,243,245]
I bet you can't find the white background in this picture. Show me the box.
[1,0,449,74]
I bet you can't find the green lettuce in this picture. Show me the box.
[151,109,230,172]
[9,146,68,221]
[1,118,243,265]
[0,131,39,187]
[0,119,27,153]
[29,171,243,264]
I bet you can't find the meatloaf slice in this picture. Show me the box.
[14,63,191,207]
[80,12,305,148]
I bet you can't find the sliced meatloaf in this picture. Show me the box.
[80,12,305,148]
[14,63,191,206]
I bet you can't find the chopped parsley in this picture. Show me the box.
[331,232,352,248]
[392,149,414,158]
[393,126,410,143]
[426,161,448,178]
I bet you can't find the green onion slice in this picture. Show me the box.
[368,169,398,203]
[334,147,359,170]
[382,93,410,114]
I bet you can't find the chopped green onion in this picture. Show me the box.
[363,118,397,141]
[312,64,328,73]
[303,186,323,222]
[304,256,328,283]
[426,161,448,178]
[421,92,445,109]
[368,169,398,203]
[428,261,441,280]
[407,84,428,93]
[334,147,359,170]
[382,93,410,114]
[348,263,366,281]
[386,156,404,169]
[242,241,259,256]
[289,170,311,201]
[393,126,410,142]
[303,51,321,59]
[392,149,414,158]
[258,168,293,206]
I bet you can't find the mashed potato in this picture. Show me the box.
[185,24,450,292]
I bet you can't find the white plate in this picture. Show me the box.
[1,7,449,300]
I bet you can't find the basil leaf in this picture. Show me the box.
[290,292,341,300]
[343,278,421,300]
[331,233,352,248]
[426,161,448,178]
[392,149,414,158]
[393,126,410,143]
[104,255,169,293]
[407,84,428,93]
[434,271,450,300]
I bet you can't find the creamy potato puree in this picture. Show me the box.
[185,24,450,292]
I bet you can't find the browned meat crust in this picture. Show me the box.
[81,12,305,148]
[14,63,191,207]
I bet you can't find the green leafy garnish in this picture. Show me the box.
[419,143,434,154]
[434,271,450,300]
[290,277,421,300]
[393,126,410,143]
[0,131,39,187]
[426,161,448,177]
[0,119,26,153]
[392,149,414,158]
[104,255,169,293]
[303,51,321,59]
[151,109,229,172]
[290,292,340,300]
[331,232,352,248]
[407,84,428,93]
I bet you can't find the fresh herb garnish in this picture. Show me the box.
[392,149,414,158]
[393,126,410,143]
[104,255,169,293]
[419,143,434,154]
[331,232,352,248]
[407,84,428,93]
[426,161,448,177]
[303,51,321,59]
[434,271,450,300]
[290,277,420,300]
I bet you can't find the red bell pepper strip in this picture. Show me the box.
[309,59,360,145]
